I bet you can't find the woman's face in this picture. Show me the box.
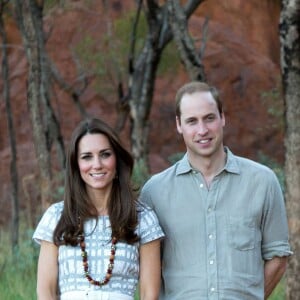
[77,133,117,194]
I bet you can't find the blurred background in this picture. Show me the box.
[0,0,299,299]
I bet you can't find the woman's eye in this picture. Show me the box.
[100,151,112,159]
[81,155,92,160]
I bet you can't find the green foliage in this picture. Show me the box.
[168,152,185,164]
[51,170,65,202]
[269,278,286,300]
[157,41,180,75]
[113,10,147,59]
[113,11,180,76]
[260,81,284,131]
[73,10,146,96]
[73,9,180,96]
[0,224,38,300]
[44,0,60,12]
[132,159,150,189]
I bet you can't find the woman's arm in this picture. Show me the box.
[139,239,161,300]
[36,240,59,300]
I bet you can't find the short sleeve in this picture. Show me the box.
[32,201,64,245]
[137,205,165,245]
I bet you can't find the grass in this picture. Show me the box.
[0,225,38,300]
[269,278,286,300]
[0,221,286,300]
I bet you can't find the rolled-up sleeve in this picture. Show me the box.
[261,172,293,259]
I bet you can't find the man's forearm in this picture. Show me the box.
[264,256,287,299]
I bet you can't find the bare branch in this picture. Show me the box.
[167,0,206,81]
[184,0,206,17]
[50,53,90,117]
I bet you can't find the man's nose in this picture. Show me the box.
[197,122,208,135]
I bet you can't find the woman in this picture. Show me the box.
[33,118,164,300]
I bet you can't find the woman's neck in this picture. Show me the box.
[87,187,111,215]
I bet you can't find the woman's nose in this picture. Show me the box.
[93,157,102,168]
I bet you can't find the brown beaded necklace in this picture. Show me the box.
[78,234,117,286]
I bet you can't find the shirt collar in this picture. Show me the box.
[176,153,193,175]
[223,147,240,174]
[176,147,241,176]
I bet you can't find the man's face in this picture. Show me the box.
[176,91,225,161]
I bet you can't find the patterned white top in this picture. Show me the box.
[33,201,164,297]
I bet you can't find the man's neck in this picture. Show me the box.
[188,148,227,187]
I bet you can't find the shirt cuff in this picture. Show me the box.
[262,240,293,260]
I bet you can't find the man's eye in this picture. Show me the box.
[206,115,215,121]
[186,119,196,124]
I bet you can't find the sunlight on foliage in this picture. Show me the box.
[73,8,180,97]
[132,159,150,189]
[260,79,284,131]
[0,222,38,300]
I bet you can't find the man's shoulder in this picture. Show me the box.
[232,153,277,181]
[235,155,273,171]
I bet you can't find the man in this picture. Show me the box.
[140,81,292,299]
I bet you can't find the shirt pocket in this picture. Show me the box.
[227,216,255,250]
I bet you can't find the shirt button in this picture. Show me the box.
[200,183,204,188]
[211,287,215,292]
[208,207,212,212]
[209,260,214,265]
[208,234,213,239]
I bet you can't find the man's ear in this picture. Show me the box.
[176,116,182,134]
[221,112,225,127]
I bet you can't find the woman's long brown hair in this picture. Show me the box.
[53,118,139,246]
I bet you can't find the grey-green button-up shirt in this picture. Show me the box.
[140,148,292,300]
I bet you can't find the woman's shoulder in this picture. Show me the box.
[136,201,159,222]
[136,201,152,214]
[33,201,64,244]
[135,201,165,243]
[46,200,64,214]
[38,201,64,221]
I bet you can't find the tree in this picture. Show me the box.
[0,0,19,253]
[279,0,300,298]
[13,0,92,210]
[119,0,206,167]
[14,0,53,210]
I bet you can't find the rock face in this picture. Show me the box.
[0,0,284,225]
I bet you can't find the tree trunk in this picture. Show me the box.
[0,1,19,253]
[14,0,52,209]
[123,0,205,167]
[167,0,206,81]
[279,0,300,298]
